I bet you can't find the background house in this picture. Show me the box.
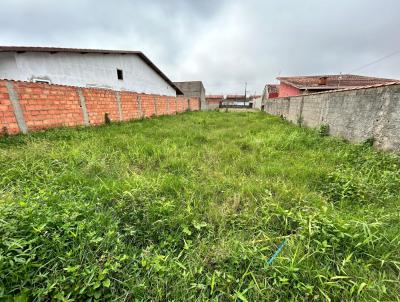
[0,46,182,96]
[262,84,279,99]
[276,74,397,97]
[173,81,206,109]
[205,95,224,110]
[222,95,248,107]
[248,95,262,109]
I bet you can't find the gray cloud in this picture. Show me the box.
[1,0,400,94]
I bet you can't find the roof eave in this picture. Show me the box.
[0,46,184,95]
[276,77,302,89]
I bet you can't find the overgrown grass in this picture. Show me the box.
[0,111,399,301]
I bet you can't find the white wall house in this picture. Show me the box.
[0,46,182,96]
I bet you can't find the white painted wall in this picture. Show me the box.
[251,97,262,110]
[0,52,176,96]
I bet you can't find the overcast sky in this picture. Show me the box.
[1,0,400,94]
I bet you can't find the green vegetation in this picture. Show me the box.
[1,111,399,301]
[318,124,330,137]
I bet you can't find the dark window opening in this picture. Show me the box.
[117,69,123,80]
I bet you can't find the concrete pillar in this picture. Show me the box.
[153,96,158,116]
[298,96,305,125]
[6,81,28,134]
[137,96,143,118]
[115,91,123,121]
[166,97,170,114]
[77,88,90,126]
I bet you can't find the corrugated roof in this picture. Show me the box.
[278,74,397,90]
[0,46,183,95]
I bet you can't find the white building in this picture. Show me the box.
[0,46,182,96]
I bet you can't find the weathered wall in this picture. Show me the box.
[250,97,263,110]
[205,100,220,110]
[263,83,400,152]
[205,96,223,110]
[0,80,200,135]
[0,52,177,96]
[173,81,206,110]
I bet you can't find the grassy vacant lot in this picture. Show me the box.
[1,111,399,301]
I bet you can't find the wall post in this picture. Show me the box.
[166,97,170,114]
[153,96,158,116]
[115,91,123,121]
[137,96,143,118]
[6,81,28,134]
[77,88,90,126]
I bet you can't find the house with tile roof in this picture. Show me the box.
[276,74,397,97]
[262,84,279,99]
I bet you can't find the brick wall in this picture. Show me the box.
[0,80,200,135]
[168,96,177,115]
[204,98,222,110]
[83,88,120,125]
[0,81,19,134]
[120,92,140,121]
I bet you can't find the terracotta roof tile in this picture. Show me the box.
[206,95,224,99]
[226,95,246,99]
[277,74,397,90]
[270,81,400,99]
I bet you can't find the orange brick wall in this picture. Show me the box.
[15,82,83,131]
[157,96,168,116]
[84,88,120,125]
[169,97,177,115]
[141,95,155,118]
[0,81,19,134]
[190,98,200,111]
[120,91,140,121]
[0,80,200,135]
[176,97,184,112]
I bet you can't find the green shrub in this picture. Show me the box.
[363,137,375,147]
[318,124,330,137]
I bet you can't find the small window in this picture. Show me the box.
[117,69,123,80]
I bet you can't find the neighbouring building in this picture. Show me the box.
[223,95,248,107]
[275,74,397,97]
[248,95,262,109]
[205,95,224,110]
[173,81,206,109]
[0,46,183,96]
[262,84,279,99]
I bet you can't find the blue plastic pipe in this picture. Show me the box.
[267,238,287,265]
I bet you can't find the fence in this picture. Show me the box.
[0,80,200,135]
[263,82,400,153]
